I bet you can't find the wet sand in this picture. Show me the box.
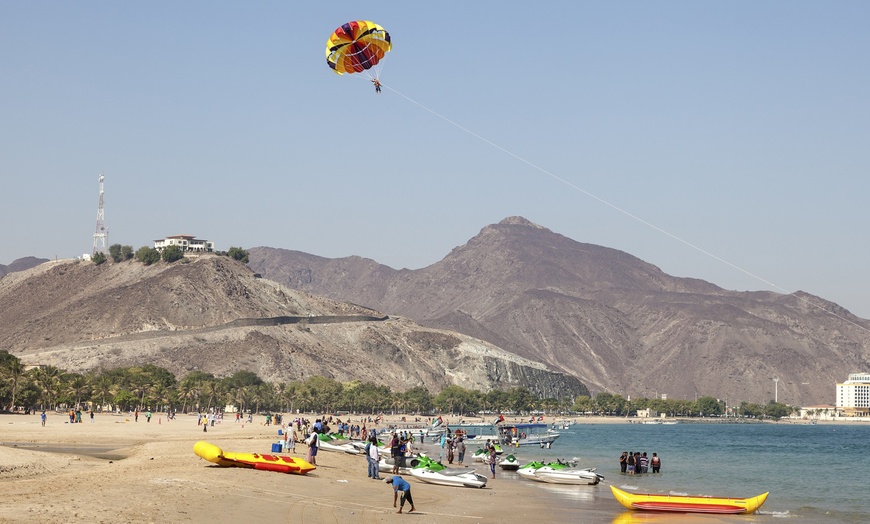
[0,412,625,523]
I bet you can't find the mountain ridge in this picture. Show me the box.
[248,216,870,406]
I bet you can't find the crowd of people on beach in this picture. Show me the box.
[619,451,661,474]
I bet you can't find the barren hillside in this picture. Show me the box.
[249,217,870,406]
[0,255,586,397]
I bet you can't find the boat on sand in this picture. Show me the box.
[610,485,769,514]
[408,456,488,488]
[193,441,315,475]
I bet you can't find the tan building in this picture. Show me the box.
[154,234,214,253]
[835,373,870,417]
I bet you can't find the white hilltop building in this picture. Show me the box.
[835,372,870,417]
[154,234,215,254]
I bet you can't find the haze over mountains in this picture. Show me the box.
[249,217,870,407]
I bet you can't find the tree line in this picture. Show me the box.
[0,350,794,418]
[91,244,249,266]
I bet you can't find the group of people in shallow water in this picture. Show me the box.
[619,451,661,474]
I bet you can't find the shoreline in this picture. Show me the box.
[0,412,621,523]
[1,411,865,523]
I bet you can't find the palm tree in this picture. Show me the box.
[32,366,62,410]
[66,374,90,408]
[4,358,26,411]
[89,374,116,412]
[178,383,200,414]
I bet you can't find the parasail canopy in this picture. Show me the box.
[325,20,391,76]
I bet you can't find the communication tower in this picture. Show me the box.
[92,174,108,254]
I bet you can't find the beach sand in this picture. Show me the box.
[0,412,627,524]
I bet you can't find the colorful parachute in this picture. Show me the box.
[325,20,391,76]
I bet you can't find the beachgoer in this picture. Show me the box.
[619,451,627,473]
[385,476,415,514]
[457,438,467,465]
[40,411,46,427]
[390,433,401,474]
[372,78,382,93]
[651,452,661,473]
[306,429,319,466]
[627,451,635,474]
[488,444,497,479]
[640,452,649,473]
[146,410,152,423]
[447,438,455,464]
[367,434,381,479]
[89,410,94,423]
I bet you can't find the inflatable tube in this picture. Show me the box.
[194,441,315,475]
[610,486,769,514]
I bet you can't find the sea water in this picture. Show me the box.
[437,422,869,523]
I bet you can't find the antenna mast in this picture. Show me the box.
[92,174,108,254]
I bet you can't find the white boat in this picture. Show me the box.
[498,423,559,447]
[533,466,604,485]
[409,466,488,488]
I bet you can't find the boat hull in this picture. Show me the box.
[610,486,769,514]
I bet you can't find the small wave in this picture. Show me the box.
[668,490,689,496]
[620,484,639,490]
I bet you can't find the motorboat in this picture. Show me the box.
[534,465,604,485]
[498,454,521,470]
[498,423,559,447]
[610,486,769,514]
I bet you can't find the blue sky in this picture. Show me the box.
[2,2,869,317]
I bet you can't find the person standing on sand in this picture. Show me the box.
[306,428,319,466]
[385,476,415,514]
[456,438,466,465]
[367,433,381,479]
[40,411,46,427]
[488,443,497,479]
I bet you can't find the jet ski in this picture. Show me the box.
[408,456,488,488]
[498,454,521,470]
[534,465,604,485]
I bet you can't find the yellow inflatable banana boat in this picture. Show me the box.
[194,441,315,475]
[610,485,768,514]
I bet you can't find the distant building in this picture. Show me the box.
[636,408,659,418]
[835,373,870,417]
[797,404,838,420]
[154,235,214,254]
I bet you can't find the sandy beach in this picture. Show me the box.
[0,412,626,524]
[4,412,860,524]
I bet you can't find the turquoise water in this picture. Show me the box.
[433,422,869,523]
